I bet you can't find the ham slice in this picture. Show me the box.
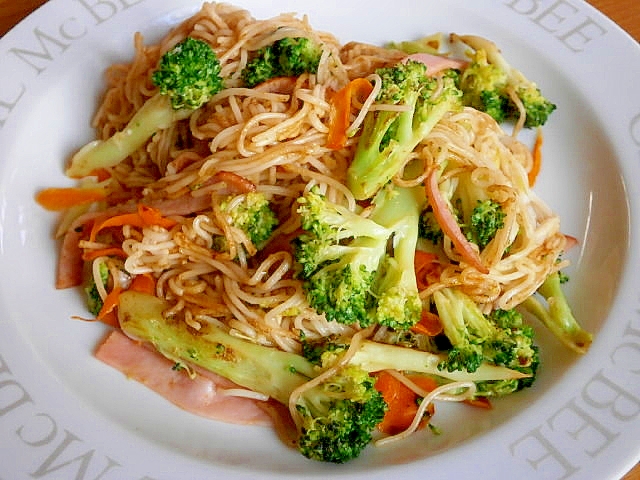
[95,330,273,426]
[402,52,468,75]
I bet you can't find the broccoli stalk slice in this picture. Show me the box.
[521,271,592,354]
[349,340,530,383]
[347,62,462,200]
[118,291,315,404]
[66,95,192,178]
[368,184,424,329]
[66,37,224,178]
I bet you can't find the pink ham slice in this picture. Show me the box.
[95,330,273,426]
[401,52,468,75]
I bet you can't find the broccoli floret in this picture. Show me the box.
[479,308,540,395]
[367,184,424,330]
[218,192,279,249]
[347,61,463,200]
[295,184,424,330]
[296,364,387,463]
[453,34,556,128]
[66,37,224,178]
[84,261,109,315]
[301,334,348,366]
[241,37,323,88]
[457,48,510,123]
[433,288,491,373]
[294,187,391,327]
[464,199,505,250]
[432,287,539,397]
[118,290,529,462]
[521,271,592,354]
[419,209,444,245]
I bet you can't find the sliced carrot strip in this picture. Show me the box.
[326,78,374,150]
[129,274,156,296]
[464,397,493,409]
[97,285,122,323]
[36,187,106,211]
[375,371,438,435]
[528,128,543,187]
[411,310,443,336]
[414,250,440,291]
[82,247,127,261]
[90,204,176,242]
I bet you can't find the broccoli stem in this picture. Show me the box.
[368,184,424,328]
[521,272,592,354]
[118,290,316,404]
[66,95,192,178]
[349,340,529,382]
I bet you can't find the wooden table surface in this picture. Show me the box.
[0,0,638,478]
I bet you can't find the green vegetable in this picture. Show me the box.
[212,192,279,254]
[118,291,528,463]
[346,61,462,200]
[84,261,109,315]
[464,199,506,250]
[433,287,539,397]
[66,37,224,177]
[455,35,556,128]
[295,183,424,330]
[521,271,592,354]
[241,37,323,88]
[419,209,444,246]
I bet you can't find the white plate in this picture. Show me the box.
[1,0,639,479]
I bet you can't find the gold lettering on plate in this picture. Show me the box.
[0,0,146,130]
[509,314,640,478]
[0,352,155,479]
[504,0,607,52]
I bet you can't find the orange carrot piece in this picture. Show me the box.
[129,274,156,296]
[90,204,176,241]
[97,285,122,323]
[375,371,438,435]
[137,204,177,230]
[98,310,120,329]
[414,250,440,291]
[35,187,106,211]
[82,247,127,261]
[212,171,257,194]
[464,396,493,409]
[528,128,543,187]
[411,310,443,336]
[326,78,373,150]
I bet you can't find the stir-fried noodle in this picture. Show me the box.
[48,2,572,450]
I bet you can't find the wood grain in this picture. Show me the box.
[0,0,638,478]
